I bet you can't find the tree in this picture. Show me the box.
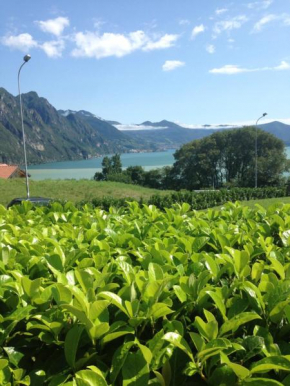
[144,169,163,189]
[102,156,112,178]
[142,166,174,189]
[125,166,145,185]
[171,127,288,189]
[111,154,122,174]
[94,154,122,181]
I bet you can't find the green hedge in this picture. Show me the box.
[3,200,290,384]
[148,187,288,211]
[76,187,288,211]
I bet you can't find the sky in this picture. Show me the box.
[0,0,290,127]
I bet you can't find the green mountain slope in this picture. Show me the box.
[124,120,216,148]
[1,85,289,165]
[0,88,144,164]
[124,120,290,149]
[260,121,290,145]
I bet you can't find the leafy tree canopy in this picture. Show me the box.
[171,126,289,189]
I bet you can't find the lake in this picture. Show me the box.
[27,147,290,180]
[28,150,176,180]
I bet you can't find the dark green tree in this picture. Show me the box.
[94,154,123,181]
[171,127,288,189]
[111,154,122,174]
[102,156,112,177]
[144,169,163,189]
[125,165,145,185]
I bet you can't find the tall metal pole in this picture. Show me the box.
[255,112,267,188]
[18,54,31,198]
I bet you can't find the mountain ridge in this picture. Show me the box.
[0,87,146,164]
[1,86,290,165]
[124,120,290,148]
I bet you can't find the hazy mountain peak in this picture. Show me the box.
[59,109,77,117]
[78,110,98,118]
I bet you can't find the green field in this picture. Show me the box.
[0,178,172,206]
[1,178,290,209]
[214,196,290,210]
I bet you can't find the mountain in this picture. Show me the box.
[140,120,184,130]
[259,121,290,145]
[124,120,217,148]
[1,85,290,165]
[124,120,290,149]
[0,88,144,164]
[106,120,122,126]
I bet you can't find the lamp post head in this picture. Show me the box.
[23,54,31,62]
[263,113,267,117]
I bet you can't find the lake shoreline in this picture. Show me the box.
[27,149,176,180]
[25,147,290,181]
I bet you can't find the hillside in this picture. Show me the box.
[0,88,145,164]
[124,120,216,148]
[124,119,290,149]
[1,85,290,164]
[260,121,290,145]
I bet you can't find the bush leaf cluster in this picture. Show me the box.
[76,186,288,212]
[1,200,290,384]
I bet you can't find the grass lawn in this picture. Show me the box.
[1,178,290,209]
[0,178,172,207]
[237,196,290,209]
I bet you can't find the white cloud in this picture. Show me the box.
[72,30,147,58]
[213,15,248,36]
[41,40,65,58]
[216,8,228,15]
[1,32,65,58]
[93,19,106,30]
[253,14,278,31]
[144,34,179,51]
[253,14,290,32]
[71,30,178,59]
[1,33,38,51]
[162,60,185,71]
[210,61,290,74]
[115,124,168,131]
[247,0,273,10]
[191,24,205,39]
[274,61,290,70]
[210,64,249,75]
[206,44,215,54]
[36,17,70,36]
[178,118,290,129]
[179,19,190,26]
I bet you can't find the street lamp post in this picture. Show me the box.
[255,112,267,188]
[18,54,31,198]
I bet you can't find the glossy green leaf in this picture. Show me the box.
[75,368,107,386]
[219,312,261,336]
[162,332,194,360]
[122,351,150,386]
[64,324,84,369]
[250,356,290,374]
[242,379,283,385]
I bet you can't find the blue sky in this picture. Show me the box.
[0,0,289,126]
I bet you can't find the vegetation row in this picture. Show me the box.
[77,186,288,211]
[2,201,290,384]
[94,127,290,190]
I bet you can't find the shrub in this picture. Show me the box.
[2,201,290,383]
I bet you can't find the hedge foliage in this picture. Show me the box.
[2,201,290,384]
[76,187,288,212]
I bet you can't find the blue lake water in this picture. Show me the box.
[28,150,176,180]
[27,147,290,180]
